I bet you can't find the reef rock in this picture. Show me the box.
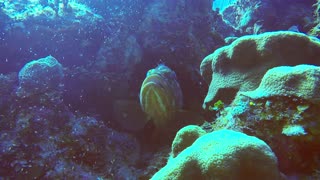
[241,65,320,102]
[139,0,218,67]
[171,125,206,158]
[113,99,148,132]
[212,0,314,34]
[211,64,320,174]
[0,0,104,73]
[308,0,320,37]
[95,35,142,75]
[16,56,64,98]
[200,31,320,109]
[152,129,281,180]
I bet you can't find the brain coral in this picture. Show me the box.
[152,129,281,180]
[139,64,183,129]
[241,64,320,102]
[16,56,64,97]
[171,125,206,158]
[210,65,320,173]
[200,31,320,109]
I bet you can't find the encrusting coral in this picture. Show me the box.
[200,31,320,109]
[211,64,320,174]
[170,125,206,158]
[16,55,64,98]
[152,129,282,180]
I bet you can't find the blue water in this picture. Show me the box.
[0,0,319,179]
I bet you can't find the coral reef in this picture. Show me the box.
[113,99,148,132]
[171,125,206,158]
[16,56,64,99]
[95,35,142,75]
[0,0,104,74]
[211,65,320,174]
[212,0,237,12]
[0,0,102,20]
[308,0,320,37]
[1,0,320,179]
[200,31,320,109]
[241,65,320,102]
[152,129,281,180]
[136,147,171,179]
[139,0,218,66]
[0,58,141,179]
[212,0,314,34]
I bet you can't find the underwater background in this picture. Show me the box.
[0,0,320,179]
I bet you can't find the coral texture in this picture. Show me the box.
[152,130,281,180]
[16,56,64,97]
[241,65,320,102]
[211,65,320,173]
[171,125,206,158]
[200,31,320,109]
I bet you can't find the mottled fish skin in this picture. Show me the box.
[140,64,183,129]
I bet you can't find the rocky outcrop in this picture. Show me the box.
[152,129,282,180]
[211,65,320,174]
[171,125,206,158]
[241,65,320,102]
[200,31,320,109]
[16,56,64,98]
[212,0,315,34]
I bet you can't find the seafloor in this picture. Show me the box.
[0,0,320,179]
